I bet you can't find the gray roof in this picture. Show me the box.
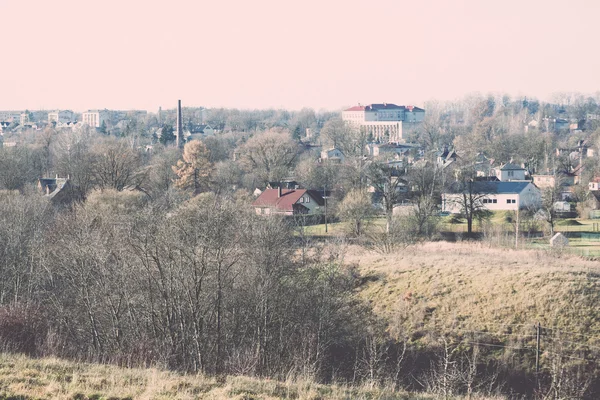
[500,163,525,171]
[449,181,533,194]
[476,181,532,194]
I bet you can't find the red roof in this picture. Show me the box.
[345,106,366,111]
[344,103,425,112]
[253,189,324,212]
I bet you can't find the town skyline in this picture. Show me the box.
[2,0,600,111]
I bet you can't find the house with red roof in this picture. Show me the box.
[252,187,325,216]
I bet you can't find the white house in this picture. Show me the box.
[496,163,526,181]
[442,181,541,213]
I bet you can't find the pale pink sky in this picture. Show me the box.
[1,0,599,112]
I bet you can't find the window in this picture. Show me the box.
[305,197,310,203]
[493,199,497,204]
[299,197,304,203]
[508,171,514,177]
[507,199,516,204]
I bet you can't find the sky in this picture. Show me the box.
[1,0,599,112]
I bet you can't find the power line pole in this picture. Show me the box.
[515,207,520,249]
[535,322,541,377]
[324,184,328,233]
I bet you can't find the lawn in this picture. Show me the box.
[301,212,600,256]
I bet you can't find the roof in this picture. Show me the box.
[252,189,325,211]
[344,104,425,112]
[345,106,366,111]
[500,163,525,171]
[448,181,534,195]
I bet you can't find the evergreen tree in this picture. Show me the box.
[159,124,176,145]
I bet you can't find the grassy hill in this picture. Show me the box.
[346,242,600,350]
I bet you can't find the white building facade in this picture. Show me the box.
[48,110,75,124]
[342,103,425,142]
[495,163,527,181]
[82,110,109,128]
[0,111,21,123]
[442,181,541,213]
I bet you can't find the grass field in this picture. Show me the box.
[0,353,485,400]
[343,242,600,349]
[301,212,600,256]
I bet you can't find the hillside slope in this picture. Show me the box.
[347,242,600,348]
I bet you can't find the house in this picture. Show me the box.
[38,177,80,205]
[495,163,526,181]
[366,143,417,158]
[589,177,600,191]
[533,173,576,189]
[436,146,458,168]
[253,187,325,216]
[442,181,541,213]
[320,148,344,162]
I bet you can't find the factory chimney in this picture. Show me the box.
[176,100,183,148]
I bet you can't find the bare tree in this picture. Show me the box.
[337,189,374,237]
[91,138,144,191]
[239,129,298,184]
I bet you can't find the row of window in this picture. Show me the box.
[298,197,310,203]
[482,198,516,204]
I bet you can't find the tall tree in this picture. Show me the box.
[172,140,212,194]
[159,124,176,145]
[366,162,406,232]
[239,129,298,184]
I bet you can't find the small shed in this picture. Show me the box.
[550,232,569,247]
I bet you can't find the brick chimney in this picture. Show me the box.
[176,100,183,148]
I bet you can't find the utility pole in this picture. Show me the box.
[515,207,520,249]
[535,322,541,376]
[324,184,328,233]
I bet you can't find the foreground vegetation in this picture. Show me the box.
[0,353,447,400]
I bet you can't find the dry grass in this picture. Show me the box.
[0,353,474,400]
[347,242,600,347]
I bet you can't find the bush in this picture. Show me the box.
[0,304,47,355]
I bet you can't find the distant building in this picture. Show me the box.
[495,163,526,181]
[367,142,418,158]
[82,110,109,128]
[0,111,21,123]
[342,103,425,142]
[19,113,29,126]
[252,188,325,216]
[48,110,75,124]
[320,148,345,162]
[442,181,541,213]
[38,176,80,205]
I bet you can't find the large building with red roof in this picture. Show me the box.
[252,188,325,216]
[342,103,425,143]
